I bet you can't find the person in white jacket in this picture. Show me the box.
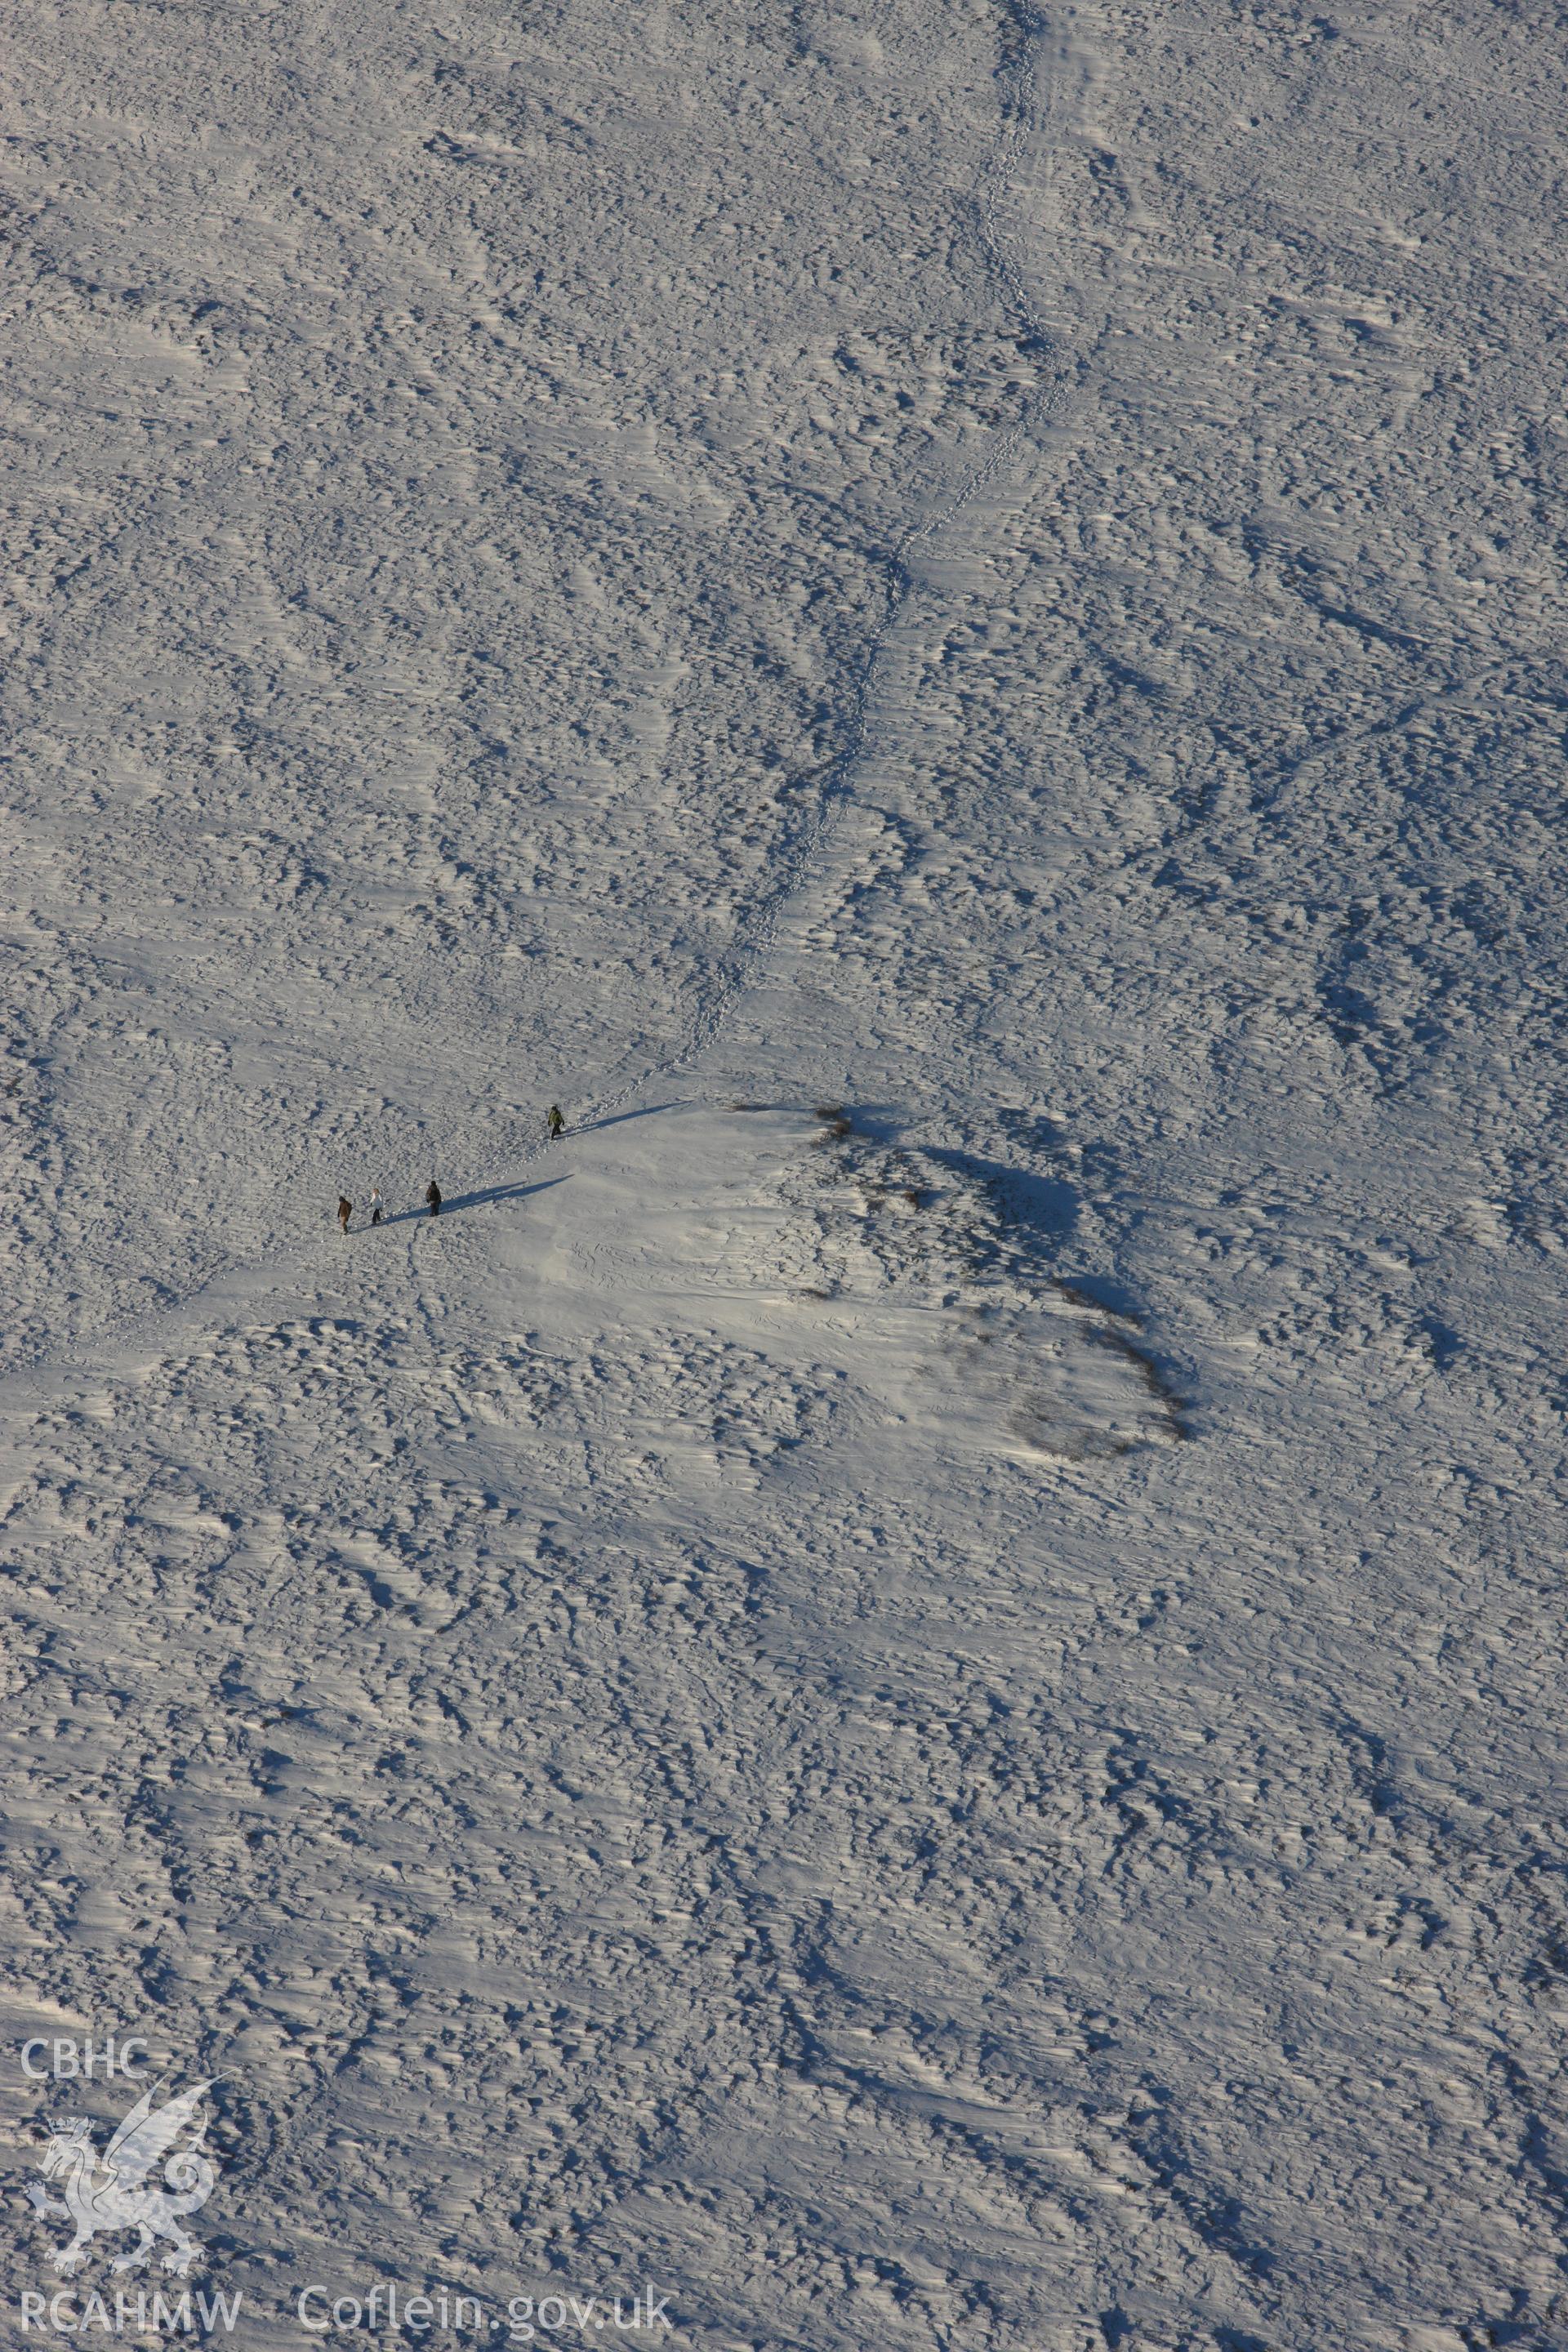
[368,1188,385,1227]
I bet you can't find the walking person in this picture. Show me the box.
[368,1188,384,1227]
[546,1104,565,1142]
[337,1196,352,1235]
[425,1179,442,1217]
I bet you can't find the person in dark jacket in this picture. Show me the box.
[337,1196,352,1234]
[546,1104,565,1141]
[425,1180,442,1217]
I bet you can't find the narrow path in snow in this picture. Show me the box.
[587,11,1080,1110]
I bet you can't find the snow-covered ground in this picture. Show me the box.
[4,2,1567,2345]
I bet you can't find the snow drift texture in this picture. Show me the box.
[3,2,1566,2348]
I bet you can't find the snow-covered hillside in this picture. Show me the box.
[4,3,1567,2346]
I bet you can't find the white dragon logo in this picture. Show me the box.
[28,2078,217,2277]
